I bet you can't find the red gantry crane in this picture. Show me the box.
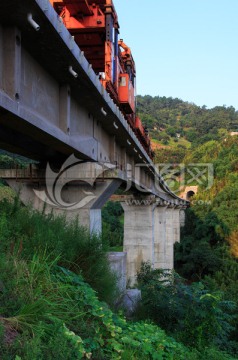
[50,0,154,158]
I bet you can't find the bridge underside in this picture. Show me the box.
[0,1,150,164]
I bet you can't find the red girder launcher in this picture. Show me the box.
[49,0,154,159]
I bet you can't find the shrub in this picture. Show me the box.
[136,263,236,350]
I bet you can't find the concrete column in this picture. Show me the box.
[173,208,181,244]
[180,209,186,227]
[121,203,156,286]
[154,206,167,269]
[108,252,127,292]
[6,178,122,235]
[165,207,175,269]
[121,202,182,285]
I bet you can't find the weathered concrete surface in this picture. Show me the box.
[119,289,141,316]
[122,203,156,285]
[165,207,176,269]
[180,210,186,227]
[122,203,181,285]
[108,252,127,292]
[154,207,167,269]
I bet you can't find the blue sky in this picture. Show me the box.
[113,0,238,109]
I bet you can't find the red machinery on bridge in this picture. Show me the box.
[50,0,154,158]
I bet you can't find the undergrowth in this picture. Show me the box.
[0,253,190,359]
[0,197,117,305]
[0,197,236,359]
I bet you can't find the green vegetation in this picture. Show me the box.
[173,132,238,357]
[0,198,117,305]
[137,95,238,148]
[136,264,236,359]
[0,254,189,359]
[135,95,238,357]
[102,201,124,249]
[153,145,187,164]
[0,150,35,169]
[0,198,196,359]
[137,95,237,165]
[0,184,15,202]
[182,136,238,248]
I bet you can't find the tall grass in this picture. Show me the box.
[0,253,90,359]
[0,252,192,360]
[0,197,117,304]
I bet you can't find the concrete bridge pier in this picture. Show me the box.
[164,206,181,269]
[122,202,181,285]
[6,178,122,235]
[122,202,156,286]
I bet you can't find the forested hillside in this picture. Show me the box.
[137,95,238,148]
[136,95,238,248]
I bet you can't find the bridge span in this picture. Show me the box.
[0,0,187,284]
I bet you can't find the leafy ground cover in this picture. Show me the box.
[0,253,190,359]
[0,197,197,359]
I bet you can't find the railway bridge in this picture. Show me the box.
[0,0,187,284]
